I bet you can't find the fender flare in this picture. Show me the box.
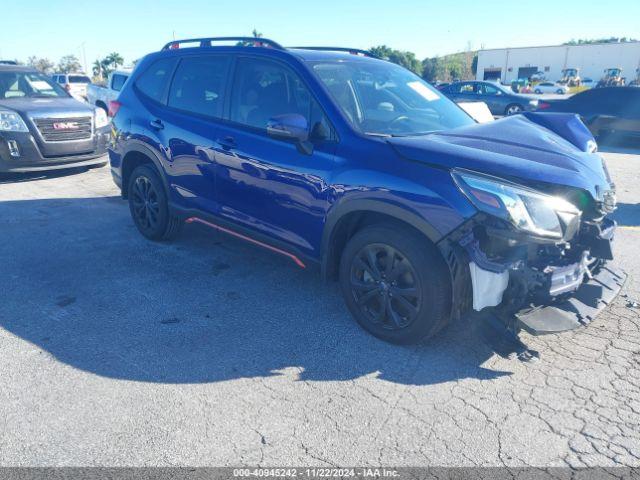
[320,198,443,278]
[120,140,170,197]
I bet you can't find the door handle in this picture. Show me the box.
[217,136,236,150]
[149,119,164,130]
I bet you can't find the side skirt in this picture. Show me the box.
[169,203,319,271]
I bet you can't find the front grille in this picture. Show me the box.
[33,117,92,142]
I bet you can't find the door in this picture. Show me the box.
[160,54,231,214]
[478,82,505,114]
[213,56,338,256]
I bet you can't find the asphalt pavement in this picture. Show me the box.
[0,146,638,467]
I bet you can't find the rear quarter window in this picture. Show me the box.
[135,57,177,103]
[111,74,128,92]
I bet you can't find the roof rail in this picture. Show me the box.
[288,47,380,59]
[0,60,18,65]
[162,37,284,51]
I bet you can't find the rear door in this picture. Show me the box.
[478,82,505,114]
[160,54,232,214]
[447,82,479,104]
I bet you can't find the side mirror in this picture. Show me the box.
[267,114,309,142]
[267,114,313,155]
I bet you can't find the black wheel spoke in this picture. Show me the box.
[349,242,422,332]
[390,285,418,298]
[386,298,403,328]
[384,246,395,277]
[351,277,377,293]
[354,257,379,281]
[365,248,382,279]
[357,288,379,307]
[393,294,418,319]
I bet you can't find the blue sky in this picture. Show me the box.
[1,0,638,69]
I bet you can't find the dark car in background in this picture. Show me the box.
[0,64,110,173]
[441,81,539,116]
[539,87,640,141]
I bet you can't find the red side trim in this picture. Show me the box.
[185,217,306,269]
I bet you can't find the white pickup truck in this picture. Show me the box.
[87,69,132,114]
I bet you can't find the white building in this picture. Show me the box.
[476,41,640,84]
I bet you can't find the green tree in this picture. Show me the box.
[369,45,422,75]
[57,55,82,74]
[105,52,124,69]
[27,56,55,74]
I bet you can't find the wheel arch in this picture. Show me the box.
[120,143,168,199]
[321,199,443,281]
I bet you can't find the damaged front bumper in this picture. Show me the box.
[442,215,626,336]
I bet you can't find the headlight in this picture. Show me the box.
[95,108,109,128]
[0,109,29,132]
[453,170,580,239]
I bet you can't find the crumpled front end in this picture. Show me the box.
[440,167,626,336]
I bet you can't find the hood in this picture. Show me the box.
[0,97,95,117]
[388,115,612,200]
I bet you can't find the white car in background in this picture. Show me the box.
[51,72,92,100]
[87,69,132,115]
[533,82,569,94]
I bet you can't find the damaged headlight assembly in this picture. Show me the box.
[452,170,581,240]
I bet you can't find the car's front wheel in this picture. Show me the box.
[339,224,451,344]
[128,164,182,241]
[534,89,542,94]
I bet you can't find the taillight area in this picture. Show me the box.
[108,101,122,118]
[538,102,551,110]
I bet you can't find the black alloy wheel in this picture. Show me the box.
[339,224,451,344]
[349,243,421,331]
[128,164,182,241]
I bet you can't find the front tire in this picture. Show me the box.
[534,89,542,94]
[339,224,451,344]
[128,164,182,241]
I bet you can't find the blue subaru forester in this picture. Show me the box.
[108,37,624,346]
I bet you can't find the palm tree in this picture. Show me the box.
[92,59,103,79]
[105,52,124,69]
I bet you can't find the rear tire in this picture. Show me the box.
[505,104,524,115]
[534,89,542,94]
[128,164,182,241]
[339,224,451,344]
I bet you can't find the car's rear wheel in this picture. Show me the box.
[339,224,451,344]
[556,88,565,94]
[505,104,524,115]
[535,89,542,94]
[128,164,182,241]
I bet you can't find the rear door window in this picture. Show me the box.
[135,57,177,103]
[167,56,231,118]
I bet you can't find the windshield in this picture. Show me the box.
[0,71,68,99]
[311,60,474,136]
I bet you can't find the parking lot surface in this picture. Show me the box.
[0,148,639,467]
